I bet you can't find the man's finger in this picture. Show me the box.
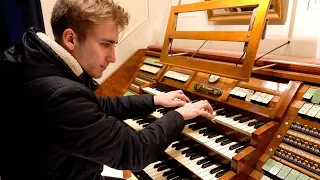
[176,90,183,94]
[175,93,191,102]
[198,110,214,119]
[197,101,214,114]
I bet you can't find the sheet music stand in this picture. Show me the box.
[160,0,272,82]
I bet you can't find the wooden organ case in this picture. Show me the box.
[94,1,320,180]
[96,43,320,179]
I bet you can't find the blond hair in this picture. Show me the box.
[51,0,129,42]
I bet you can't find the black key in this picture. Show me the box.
[233,115,244,121]
[172,141,187,148]
[248,120,260,127]
[235,146,247,153]
[167,173,180,179]
[225,111,239,118]
[202,161,215,169]
[133,117,143,120]
[239,116,253,123]
[208,133,220,139]
[210,166,224,174]
[204,131,217,136]
[171,142,182,148]
[163,169,175,176]
[170,176,183,180]
[229,143,242,150]
[136,120,147,124]
[221,139,234,146]
[219,110,231,116]
[215,136,228,143]
[186,152,197,157]
[199,128,210,134]
[215,109,226,115]
[254,122,265,129]
[175,144,189,150]
[182,148,193,154]
[142,124,149,127]
[215,169,228,178]
[191,125,207,131]
[197,157,211,165]
[190,154,202,160]
[154,161,167,168]
[188,122,205,129]
[158,165,170,171]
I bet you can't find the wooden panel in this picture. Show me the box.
[173,0,263,13]
[251,121,279,165]
[185,72,237,102]
[169,31,251,42]
[264,116,294,156]
[249,169,263,180]
[286,100,304,117]
[256,153,270,171]
[95,49,145,98]
[161,56,247,81]
[231,146,256,178]
[220,171,237,180]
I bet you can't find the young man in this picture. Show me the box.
[0,0,213,179]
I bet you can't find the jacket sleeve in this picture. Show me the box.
[95,94,156,120]
[46,85,185,171]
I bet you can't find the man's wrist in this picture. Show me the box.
[153,95,160,106]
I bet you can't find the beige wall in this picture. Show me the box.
[154,0,320,59]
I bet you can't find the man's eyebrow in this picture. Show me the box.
[102,39,118,44]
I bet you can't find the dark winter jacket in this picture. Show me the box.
[0,27,185,180]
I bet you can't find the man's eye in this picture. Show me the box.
[102,43,110,47]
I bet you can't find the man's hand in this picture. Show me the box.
[153,90,191,108]
[175,100,214,120]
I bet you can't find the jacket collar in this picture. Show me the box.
[36,32,99,91]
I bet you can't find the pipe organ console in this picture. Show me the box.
[95,44,320,179]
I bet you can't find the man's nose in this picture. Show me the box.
[107,50,116,63]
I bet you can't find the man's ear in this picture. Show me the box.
[62,28,77,51]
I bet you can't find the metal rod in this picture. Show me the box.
[169,52,188,56]
[255,41,291,61]
[252,64,276,71]
[236,52,246,66]
[189,40,208,60]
